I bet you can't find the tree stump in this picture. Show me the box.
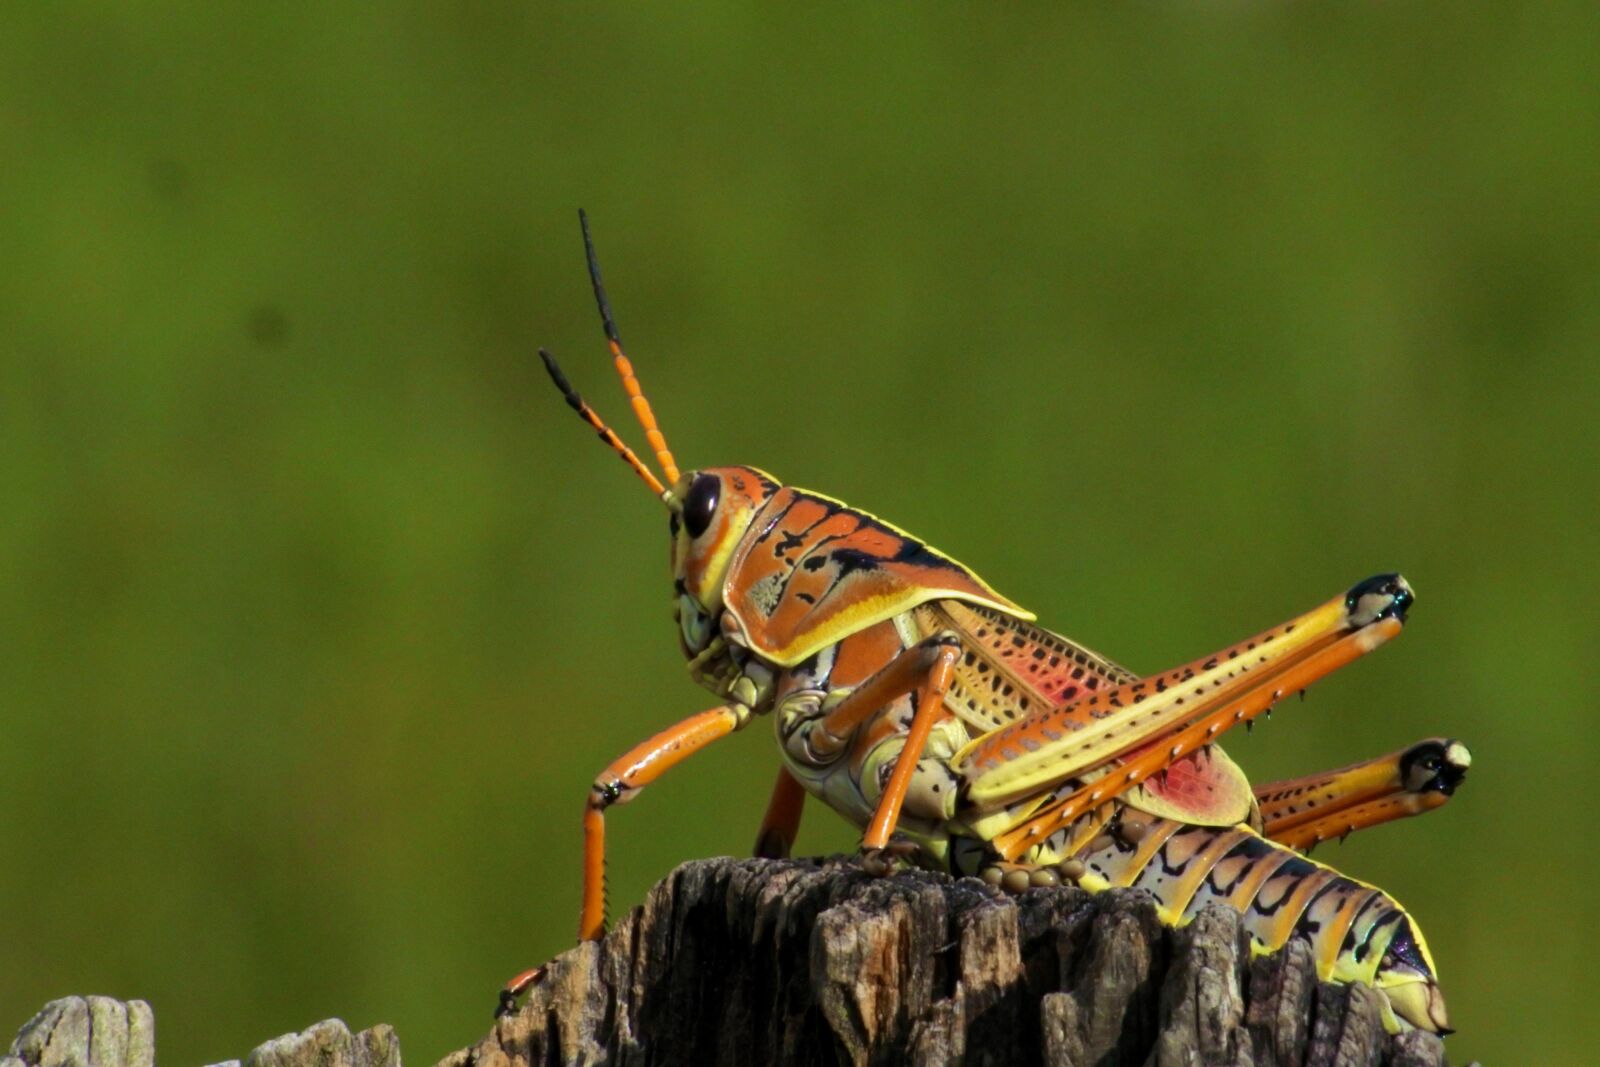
[4,861,1461,1067]
[445,856,1454,1067]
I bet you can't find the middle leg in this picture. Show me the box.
[800,634,963,861]
[753,767,807,859]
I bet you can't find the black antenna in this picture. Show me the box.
[580,209,621,345]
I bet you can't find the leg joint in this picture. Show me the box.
[589,777,630,811]
[917,632,962,669]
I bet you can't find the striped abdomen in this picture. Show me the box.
[1074,816,1446,1032]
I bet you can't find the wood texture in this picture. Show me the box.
[444,856,1456,1067]
[2,997,398,1067]
[3,861,1464,1066]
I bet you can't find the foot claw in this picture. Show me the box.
[495,966,546,1019]
[859,834,923,875]
[860,847,893,877]
[887,839,920,859]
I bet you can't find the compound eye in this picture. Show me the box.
[683,473,720,539]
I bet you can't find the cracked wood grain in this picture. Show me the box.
[441,856,1455,1067]
[3,862,1463,1067]
[4,998,398,1067]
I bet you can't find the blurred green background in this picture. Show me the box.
[2,4,1596,1063]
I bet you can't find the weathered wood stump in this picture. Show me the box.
[447,856,1454,1067]
[3,996,399,1067]
[6,860,1461,1066]
[3,998,154,1067]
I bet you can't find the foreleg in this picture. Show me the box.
[577,704,751,938]
[497,703,752,1016]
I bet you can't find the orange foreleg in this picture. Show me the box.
[1258,737,1470,850]
[754,767,808,859]
[578,705,749,940]
[497,703,750,1017]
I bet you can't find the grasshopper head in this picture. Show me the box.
[667,466,778,656]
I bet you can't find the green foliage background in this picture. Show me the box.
[3,5,1596,1063]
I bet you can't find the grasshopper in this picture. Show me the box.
[507,212,1469,1034]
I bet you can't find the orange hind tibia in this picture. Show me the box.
[1257,737,1470,849]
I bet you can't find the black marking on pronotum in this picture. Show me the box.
[772,509,835,558]
[823,531,947,591]
[753,497,802,548]
[777,526,859,605]
[794,530,857,575]
[887,531,954,570]
[774,529,807,557]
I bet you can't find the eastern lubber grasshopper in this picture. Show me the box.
[505,212,1470,1035]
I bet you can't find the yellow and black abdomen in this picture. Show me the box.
[1074,816,1447,1033]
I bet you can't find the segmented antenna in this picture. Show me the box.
[539,348,667,496]
[579,209,681,486]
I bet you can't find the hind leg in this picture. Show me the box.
[1256,737,1470,850]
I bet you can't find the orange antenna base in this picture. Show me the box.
[539,348,667,497]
